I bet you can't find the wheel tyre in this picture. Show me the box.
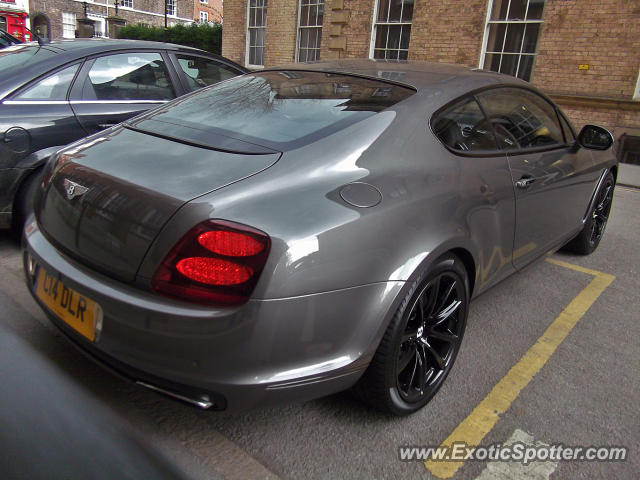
[563,171,615,255]
[354,253,469,415]
[12,168,43,237]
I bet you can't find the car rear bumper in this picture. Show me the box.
[23,221,404,411]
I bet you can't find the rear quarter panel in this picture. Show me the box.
[137,92,516,303]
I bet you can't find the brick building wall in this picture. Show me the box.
[325,0,374,59]
[194,0,223,23]
[534,0,639,99]
[263,0,297,64]
[221,0,245,62]
[318,0,343,60]
[222,0,640,153]
[409,0,487,66]
[30,0,194,40]
[532,0,640,136]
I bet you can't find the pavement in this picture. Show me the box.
[618,163,640,189]
[0,184,638,480]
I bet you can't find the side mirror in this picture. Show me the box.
[578,124,614,150]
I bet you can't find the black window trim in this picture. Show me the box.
[430,84,577,158]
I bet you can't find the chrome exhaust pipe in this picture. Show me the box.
[136,381,214,409]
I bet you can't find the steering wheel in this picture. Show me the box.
[491,122,520,149]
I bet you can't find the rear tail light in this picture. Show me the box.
[151,220,270,306]
[176,257,252,286]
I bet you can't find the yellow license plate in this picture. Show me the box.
[35,267,101,342]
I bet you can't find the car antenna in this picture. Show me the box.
[24,26,49,46]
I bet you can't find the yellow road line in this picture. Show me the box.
[545,257,615,278]
[425,259,615,479]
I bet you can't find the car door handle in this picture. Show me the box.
[97,123,117,129]
[515,177,536,189]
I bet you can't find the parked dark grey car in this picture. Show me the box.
[23,60,617,415]
[0,39,245,231]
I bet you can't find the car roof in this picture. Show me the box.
[0,39,243,100]
[264,59,529,104]
[29,38,206,55]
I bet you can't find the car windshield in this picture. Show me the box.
[0,44,57,70]
[130,70,415,152]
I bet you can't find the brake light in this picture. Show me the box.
[198,230,265,257]
[151,220,270,306]
[176,257,252,285]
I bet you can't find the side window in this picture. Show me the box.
[175,54,240,91]
[82,53,175,101]
[477,88,564,150]
[14,64,79,101]
[432,97,498,152]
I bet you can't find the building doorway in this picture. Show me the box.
[32,13,50,40]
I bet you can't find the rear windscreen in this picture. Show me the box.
[130,70,415,152]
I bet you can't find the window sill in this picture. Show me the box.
[547,92,640,110]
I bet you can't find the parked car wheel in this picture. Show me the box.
[563,171,615,255]
[355,254,469,415]
[12,168,42,235]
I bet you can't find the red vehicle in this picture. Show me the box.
[0,10,29,43]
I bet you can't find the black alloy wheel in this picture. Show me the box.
[354,253,469,415]
[396,272,465,403]
[563,170,615,255]
[588,176,614,248]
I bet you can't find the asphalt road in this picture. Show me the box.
[0,187,638,480]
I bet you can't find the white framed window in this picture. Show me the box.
[296,0,324,62]
[370,0,414,60]
[165,0,176,17]
[246,0,267,67]
[62,12,76,39]
[634,68,640,101]
[479,0,545,81]
[121,0,133,8]
[88,14,107,38]
[200,11,209,22]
